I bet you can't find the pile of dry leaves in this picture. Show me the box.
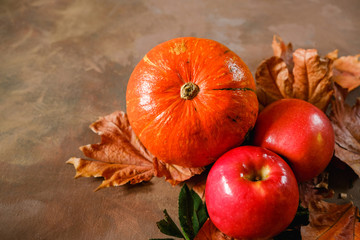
[67,36,360,239]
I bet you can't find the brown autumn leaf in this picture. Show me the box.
[301,201,359,239]
[255,56,293,109]
[255,36,333,111]
[185,169,209,202]
[299,177,334,209]
[67,111,203,190]
[299,173,360,240]
[329,84,360,177]
[66,111,155,191]
[332,53,360,91]
[272,35,294,69]
[194,219,235,240]
[153,159,204,186]
[299,176,360,240]
[326,49,339,61]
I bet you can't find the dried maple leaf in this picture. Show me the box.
[67,157,154,191]
[272,35,294,69]
[326,49,339,61]
[185,170,209,202]
[327,49,360,92]
[299,179,334,210]
[255,56,293,110]
[255,36,333,111]
[300,174,360,240]
[293,49,333,110]
[301,201,359,239]
[333,53,360,92]
[67,111,155,191]
[153,159,204,186]
[329,84,360,177]
[194,219,235,240]
[67,111,203,190]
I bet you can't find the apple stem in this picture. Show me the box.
[242,166,270,182]
[242,173,262,182]
[250,175,262,181]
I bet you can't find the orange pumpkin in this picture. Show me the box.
[126,37,258,168]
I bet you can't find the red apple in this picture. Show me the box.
[253,99,335,182]
[205,146,299,239]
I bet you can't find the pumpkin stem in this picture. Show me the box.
[180,82,199,100]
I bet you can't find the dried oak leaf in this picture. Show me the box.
[329,84,360,177]
[256,36,333,111]
[194,219,235,240]
[332,52,360,92]
[67,111,203,190]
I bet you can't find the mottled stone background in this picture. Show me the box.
[0,0,359,239]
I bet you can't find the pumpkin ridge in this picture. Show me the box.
[137,98,183,139]
[142,54,168,73]
[211,87,255,92]
[127,88,181,128]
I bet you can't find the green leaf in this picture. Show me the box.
[155,209,184,239]
[179,184,195,240]
[153,184,209,240]
[178,184,209,240]
[190,189,208,233]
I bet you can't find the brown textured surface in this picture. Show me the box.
[0,0,359,239]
